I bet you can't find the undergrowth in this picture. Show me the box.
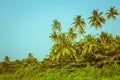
[0,63,120,80]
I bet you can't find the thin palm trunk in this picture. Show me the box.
[112,19,115,35]
[106,7,119,35]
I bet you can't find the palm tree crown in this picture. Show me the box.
[67,28,77,41]
[72,15,86,35]
[52,19,61,32]
[88,9,106,30]
[49,31,58,43]
[106,6,119,33]
[106,6,119,20]
[4,56,10,63]
[50,33,77,62]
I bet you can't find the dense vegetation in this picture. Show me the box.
[0,7,120,80]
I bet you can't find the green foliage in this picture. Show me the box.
[0,6,120,80]
[52,19,61,32]
[67,28,77,41]
[72,15,86,35]
[88,9,106,29]
[106,6,119,20]
[106,7,119,32]
[49,6,120,67]
[50,33,77,63]
[4,56,10,63]
[0,63,120,80]
[22,53,38,68]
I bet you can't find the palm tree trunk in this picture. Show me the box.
[112,19,115,35]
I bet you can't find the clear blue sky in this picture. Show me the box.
[0,0,120,61]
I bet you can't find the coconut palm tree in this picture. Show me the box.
[50,33,77,63]
[80,34,101,62]
[67,28,77,41]
[97,32,120,65]
[106,6,119,32]
[72,15,86,35]
[98,32,116,57]
[25,53,38,65]
[52,19,62,32]
[28,53,34,59]
[4,56,10,63]
[115,35,120,45]
[50,19,62,44]
[88,9,106,30]
[49,31,58,43]
[74,39,86,58]
[99,31,112,44]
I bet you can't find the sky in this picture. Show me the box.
[0,0,120,61]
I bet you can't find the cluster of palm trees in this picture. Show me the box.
[0,53,39,74]
[49,6,120,66]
